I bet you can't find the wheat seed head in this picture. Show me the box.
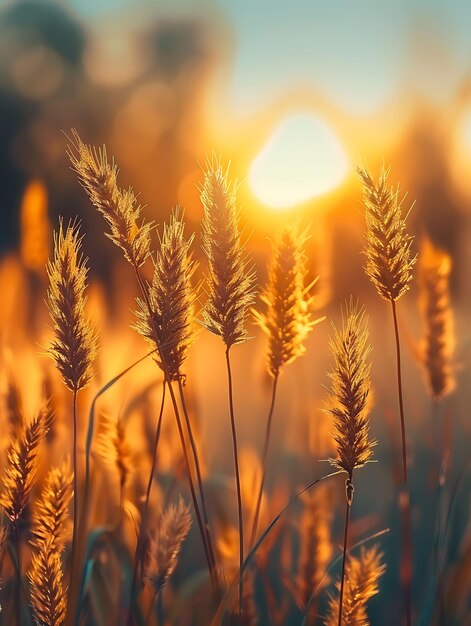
[47,220,98,393]
[31,460,73,550]
[419,238,456,400]
[135,208,197,381]
[358,165,416,302]
[254,225,323,377]
[67,129,152,268]
[145,497,192,592]
[200,156,256,348]
[96,413,134,493]
[327,302,375,478]
[0,403,52,524]
[29,538,67,626]
[324,545,385,626]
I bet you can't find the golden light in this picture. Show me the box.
[248,113,349,211]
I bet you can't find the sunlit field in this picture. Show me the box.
[0,2,470,626]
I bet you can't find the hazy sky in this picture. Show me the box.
[3,0,471,115]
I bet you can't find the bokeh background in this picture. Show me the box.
[0,1,470,625]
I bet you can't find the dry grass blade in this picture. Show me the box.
[67,129,152,268]
[145,497,192,592]
[0,404,52,524]
[419,238,455,400]
[254,225,323,377]
[200,157,256,347]
[134,208,197,381]
[324,546,386,626]
[327,303,375,478]
[358,166,416,302]
[47,220,98,393]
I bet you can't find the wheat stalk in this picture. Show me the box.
[326,302,374,626]
[145,498,192,593]
[47,220,97,394]
[0,403,51,626]
[134,208,197,382]
[47,219,97,622]
[358,165,414,626]
[0,404,52,525]
[67,129,152,268]
[251,225,323,546]
[200,157,256,348]
[324,546,385,626]
[28,462,72,626]
[419,239,455,401]
[200,156,256,614]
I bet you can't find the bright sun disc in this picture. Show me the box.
[249,113,348,210]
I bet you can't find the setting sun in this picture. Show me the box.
[248,113,349,210]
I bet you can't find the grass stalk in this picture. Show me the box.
[177,377,217,574]
[391,299,412,626]
[250,372,279,548]
[337,477,352,626]
[225,346,244,616]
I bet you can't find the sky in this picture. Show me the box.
[48,0,471,116]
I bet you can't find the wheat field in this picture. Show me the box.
[0,130,468,626]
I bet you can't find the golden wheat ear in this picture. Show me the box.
[254,224,324,378]
[67,129,152,268]
[47,219,98,393]
[200,157,256,348]
[28,461,72,626]
[0,404,52,524]
[358,165,416,302]
[324,545,386,626]
[419,238,456,400]
[134,207,197,381]
[145,497,192,593]
[327,302,375,480]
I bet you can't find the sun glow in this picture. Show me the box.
[249,113,349,210]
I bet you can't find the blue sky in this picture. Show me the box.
[3,0,471,115]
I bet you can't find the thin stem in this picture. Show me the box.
[69,389,79,609]
[391,299,408,483]
[391,299,412,626]
[225,346,244,616]
[14,522,21,626]
[177,377,217,573]
[132,265,217,594]
[167,380,218,591]
[128,382,167,623]
[250,373,279,548]
[338,478,352,626]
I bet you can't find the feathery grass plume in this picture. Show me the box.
[200,157,256,347]
[134,208,197,381]
[47,220,98,393]
[419,238,455,400]
[254,225,323,377]
[327,304,374,482]
[67,129,152,268]
[31,461,73,550]
[0,404,52,524]
[358,165,416,302]
[324,546,386,626]
[96,413,133,500]
[29,540,67,626]
[145,498,192,593]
